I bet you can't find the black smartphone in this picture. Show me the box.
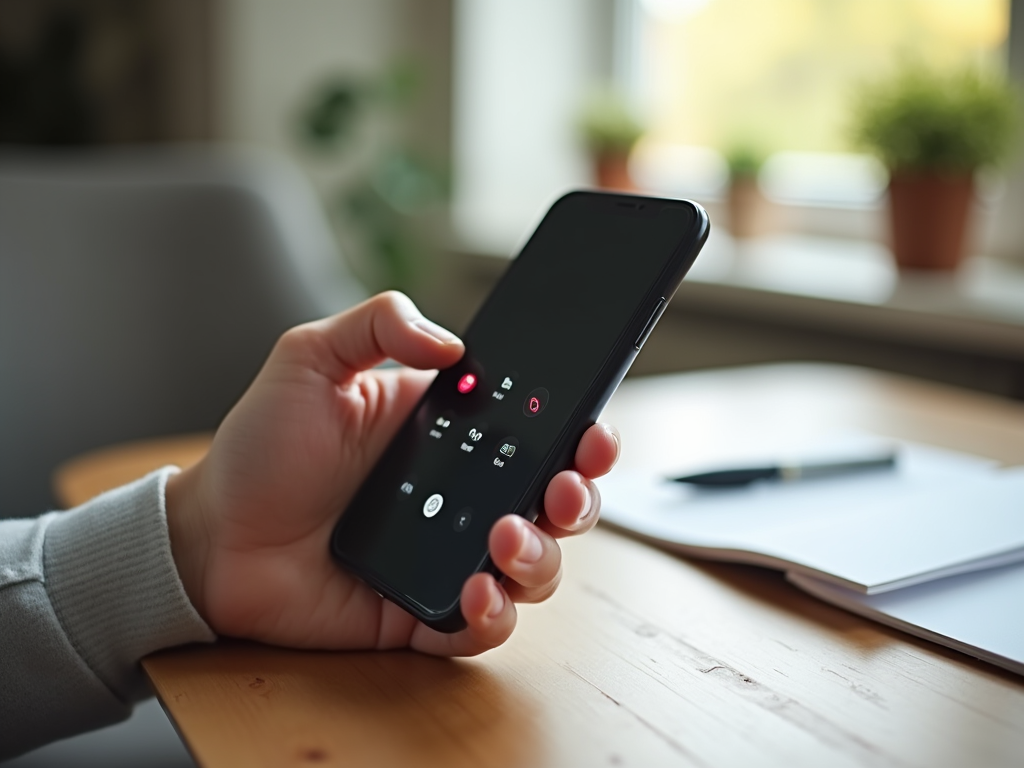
[331,191,709,632]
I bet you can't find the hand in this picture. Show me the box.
[165,292,619,656]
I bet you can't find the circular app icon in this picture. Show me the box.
[523,387,550,417]
[457,373,477,394]
[453,508,472,532]
[423,493,444,518]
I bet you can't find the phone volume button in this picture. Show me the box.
[634,298,667,351]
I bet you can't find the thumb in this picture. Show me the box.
[278,291,465,381]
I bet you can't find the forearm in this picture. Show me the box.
[0,468,215,759]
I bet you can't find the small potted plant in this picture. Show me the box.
[577,90,644,191]
[851,63,1020,270]
[724,143,768,239]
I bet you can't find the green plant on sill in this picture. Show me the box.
[577,89,644,157]
[723,142,767,182]
[849,62,1021,173]
[296,61,447,292]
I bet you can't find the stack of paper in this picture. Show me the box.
[599,442,1024,675]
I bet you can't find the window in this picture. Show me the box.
[452,0,1014,251]
[626,0,1010,204]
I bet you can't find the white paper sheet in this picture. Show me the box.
[788,563,1024,676]
[599,442,1024,593]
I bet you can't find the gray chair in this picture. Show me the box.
[0,147,364,518]
[0,148,363,767]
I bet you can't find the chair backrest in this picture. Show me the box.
[0,148,364,517]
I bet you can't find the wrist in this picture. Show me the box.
[42,468,216,701]
[165,461,212,623]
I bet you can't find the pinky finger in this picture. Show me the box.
[408,573,518,656]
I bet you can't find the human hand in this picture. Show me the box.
[165,292,619,656]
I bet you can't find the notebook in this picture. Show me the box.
[789,564,1024,676]
[598,441,1024,675]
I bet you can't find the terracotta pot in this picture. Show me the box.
[727,177,767,239]
[594,152,636,191]
[887,172,975,271]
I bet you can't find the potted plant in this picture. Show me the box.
[724,143,769,239]
[577,90,644,191]
[851,63,1020,270]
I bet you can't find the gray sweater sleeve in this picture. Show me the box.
[0,468,216,760]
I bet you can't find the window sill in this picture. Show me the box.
[452,230,1024,363]
[681,231,1024,361]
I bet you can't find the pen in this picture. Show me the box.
[670,453,897,487]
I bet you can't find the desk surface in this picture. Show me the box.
[55,363,1024,767]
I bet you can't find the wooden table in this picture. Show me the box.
[54,363,1024,768]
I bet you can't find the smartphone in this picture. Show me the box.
[331,191,709,632]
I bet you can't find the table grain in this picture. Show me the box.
[55,363,1024,767]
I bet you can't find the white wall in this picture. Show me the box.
[452,0,611,254]
[215,0,405,186]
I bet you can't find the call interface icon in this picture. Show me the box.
[423,493,444,518]
[522,387,549,417]
[429,415,450,439]
[457,373,477,394]
[492,436,519,468]
[453,508,472,532]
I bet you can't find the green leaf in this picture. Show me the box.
[577,89,645,155]
[299,81,364,151]
[849,62,1022,172]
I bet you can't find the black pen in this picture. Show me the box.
[670,453,897,488]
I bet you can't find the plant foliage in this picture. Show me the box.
[577,89,644,156]
[724,142,767,180]
[296,61,446,292]
[850,63,1021,172]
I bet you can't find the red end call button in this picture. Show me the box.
[457,373,477,394]
[523,387,549,417]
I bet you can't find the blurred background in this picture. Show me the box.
[1,1,1023,763]
[2,0,1023,392]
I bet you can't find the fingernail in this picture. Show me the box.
[486,579,505,618]
[606,424,621,459]
[577,480,594,525]
[516,525,544,564]
[412,318,460,345]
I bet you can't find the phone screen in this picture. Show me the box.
[333,193,704,617]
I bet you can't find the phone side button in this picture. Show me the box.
[634,298,667,351]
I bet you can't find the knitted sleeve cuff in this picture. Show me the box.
[43,467,216,702]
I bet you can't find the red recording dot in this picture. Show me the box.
[457,373,477,394]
